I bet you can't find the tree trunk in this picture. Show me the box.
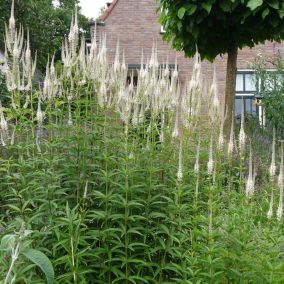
[224,46,238,136]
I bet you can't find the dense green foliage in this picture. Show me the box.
[159,0,284,61]
[0,0,90,70]
[253,53,284,134]
[1,4,284,283]
[0,94,283,283]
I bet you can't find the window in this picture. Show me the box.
[235,70,266,125]
[127,64,177,86]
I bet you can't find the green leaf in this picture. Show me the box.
[247,0,263,10]
[187,4,197,16]
[202,2,212,13]
[0,234,16,251]
[220,0,232,12]
[270,17,279,27]
[267,0,279,9]
[262,8,270,19]
[21,248,54,284]
[178,7,186,19]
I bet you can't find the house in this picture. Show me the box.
[91,0,284,120]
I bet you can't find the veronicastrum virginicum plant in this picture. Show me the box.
[0,1,283,283]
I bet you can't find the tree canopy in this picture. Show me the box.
[160,0,284,133]
[0,0,90,70]
[160,0,284,61]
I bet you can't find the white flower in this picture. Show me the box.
[228,114,235,157]
[267,207,273,219]
[228,140,234,156]
[207,159,214,175]
[177,169,183,182]
[172,127,179,139]
[267,190,274,219]
[218,133,224,151]
[36,101,43,125]
[245,143,255,197]
[277,203,282,221]
[239,127,246,151]
[194,141,200,175]
[0,111,8,131]
[78,80,86,86]
[177,140,183,182]
[245,178,254,196]
[239,99,246,152]
[269,164,277,178]
[278,171,283,189]
[269,128,276,177]
[207,136,214,175]
[194,162,199,175]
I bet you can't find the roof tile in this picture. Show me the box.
[101,0,119,21]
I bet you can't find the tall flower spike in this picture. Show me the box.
[239,98,246,152]
[277,141,284,221]
[25,30,31,64]
[172,57,178,79]
[121,51,127,72]
[172,106,180,138]
[0,102,8,131]
[269,127,277,178]
[177,139,183,182]
[245,142,255,197]
[159,111,165,143]
[207,136,214,175]
[194,139,201,175]
[267,189,274,219]
[0,131,6,147]
[218,107,227,151]
[68,13,74,43]
[278,141,283,189]
[228,111,234,157]
[68,103,73,126]
[9,0,15,32]
[74,6,78,34]
[10,125,15,146]
[113,40,120,72]
[36,99,43,126]
[211,65,219,111]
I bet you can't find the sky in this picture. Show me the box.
[79,0,109,19]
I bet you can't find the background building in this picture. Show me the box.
[91,0,284,118]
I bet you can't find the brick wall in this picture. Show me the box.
[93,0,284,97]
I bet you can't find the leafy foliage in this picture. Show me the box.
[0,0,90,70]
[0,3,284,283]
[159,0,284,60]
[0,95,283,283]
[21,248,55,284]
[253,52,284,133]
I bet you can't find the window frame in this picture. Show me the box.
[160,26,166,34]
[235,69,264,124]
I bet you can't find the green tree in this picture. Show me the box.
[159,0,284,132]
[0,0,90,70]
[254,52,284,134]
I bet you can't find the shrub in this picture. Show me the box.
[253,52,284,135]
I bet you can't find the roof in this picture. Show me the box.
[101,0,119,21]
